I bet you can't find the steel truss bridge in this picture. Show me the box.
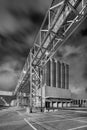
[14,0,87,112]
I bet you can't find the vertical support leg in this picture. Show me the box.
[57,102,59,109]
[61,102,63,108]
[40,68,43,112]
[30,50,32,113]
[16,93,19,107]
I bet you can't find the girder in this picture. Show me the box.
[0,91,13,96]
[14,0,87,111]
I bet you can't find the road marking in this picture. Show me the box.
[67,125,87,130]
[62,109,87,114]
[76,111,87,113]
[17,111,37,130]
[17,110,87,130]
[24,118,37,130]
[50,113,79,118]
[51,114,65,118]
[31,117,86,124]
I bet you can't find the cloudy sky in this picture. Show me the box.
[0,0,87,98]
[0,0,52,91]
[56,18,87,98]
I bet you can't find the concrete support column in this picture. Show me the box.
[65,64,67,89]
[58,102,63,108]
[53,59,56,87]
[66,102,68,107]
[57,102,59,108]
[56,60,58,88]
[50,59,53,87]
[53,102,57,108]
[52,102,54,109]
[50,102,53,108]
[50,59,56,88]
[57,61,61,88]
[66,102,69,107]
[61,102,63,108]
[65,64,69,89]
[46,60,51,86]
[70,101,72,107]
[17,96,21,107]
[61,63,65,89]
[17,97,20,107]
[63,102,67,107]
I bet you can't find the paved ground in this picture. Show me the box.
[0,107,34,130]
[0,107,87,130]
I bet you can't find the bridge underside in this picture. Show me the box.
[14,0,87,112]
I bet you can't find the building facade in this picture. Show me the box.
[35,58,71,109]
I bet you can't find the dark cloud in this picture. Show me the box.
[29,11,45,25]
[66,53,79,59]
[66,18,87,47]
[85,88,87,93]
[81,28,87,36]
[54,50,63,59]
[83,64,87,80]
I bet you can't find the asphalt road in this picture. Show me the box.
[0,107,87,130]
[0,107,34,130]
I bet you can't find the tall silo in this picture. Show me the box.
[45,60,51,86]
[65,64,69,89]
[50,59,52,87]
[61,63,65,89]
[42,66,46,86]
[52,59,56,87]
[57,61,61,88]
[56,60,58,88]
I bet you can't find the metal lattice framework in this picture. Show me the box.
[14,0,87,112]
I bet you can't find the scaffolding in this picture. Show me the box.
[14,0,87,112]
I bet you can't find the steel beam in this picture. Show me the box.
[14,0,87,111]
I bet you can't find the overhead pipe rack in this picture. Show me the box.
[14,0,87,112]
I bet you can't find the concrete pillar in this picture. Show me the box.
[61,63,65,89]
[52,102,54,109]
[63,102,67,107]
[50,59,53,87]
[58,102,62,108]
[51,59,56,87]
[66,102,68,107]
[42,66,45,86]
[57,61,61,88]
[61,102,63,108]
[71,101,73,107]
[17,96,21,107]
[53,102,57,108]
[65,64,69,89]
[57,102,59,108]
[56,60,58,88]
[17,98,19,107]
[50,102,52,108]
[46,60,51,86]
[44,65,46,85]
[67,102,71,107]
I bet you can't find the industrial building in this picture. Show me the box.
[34,59,71,109]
